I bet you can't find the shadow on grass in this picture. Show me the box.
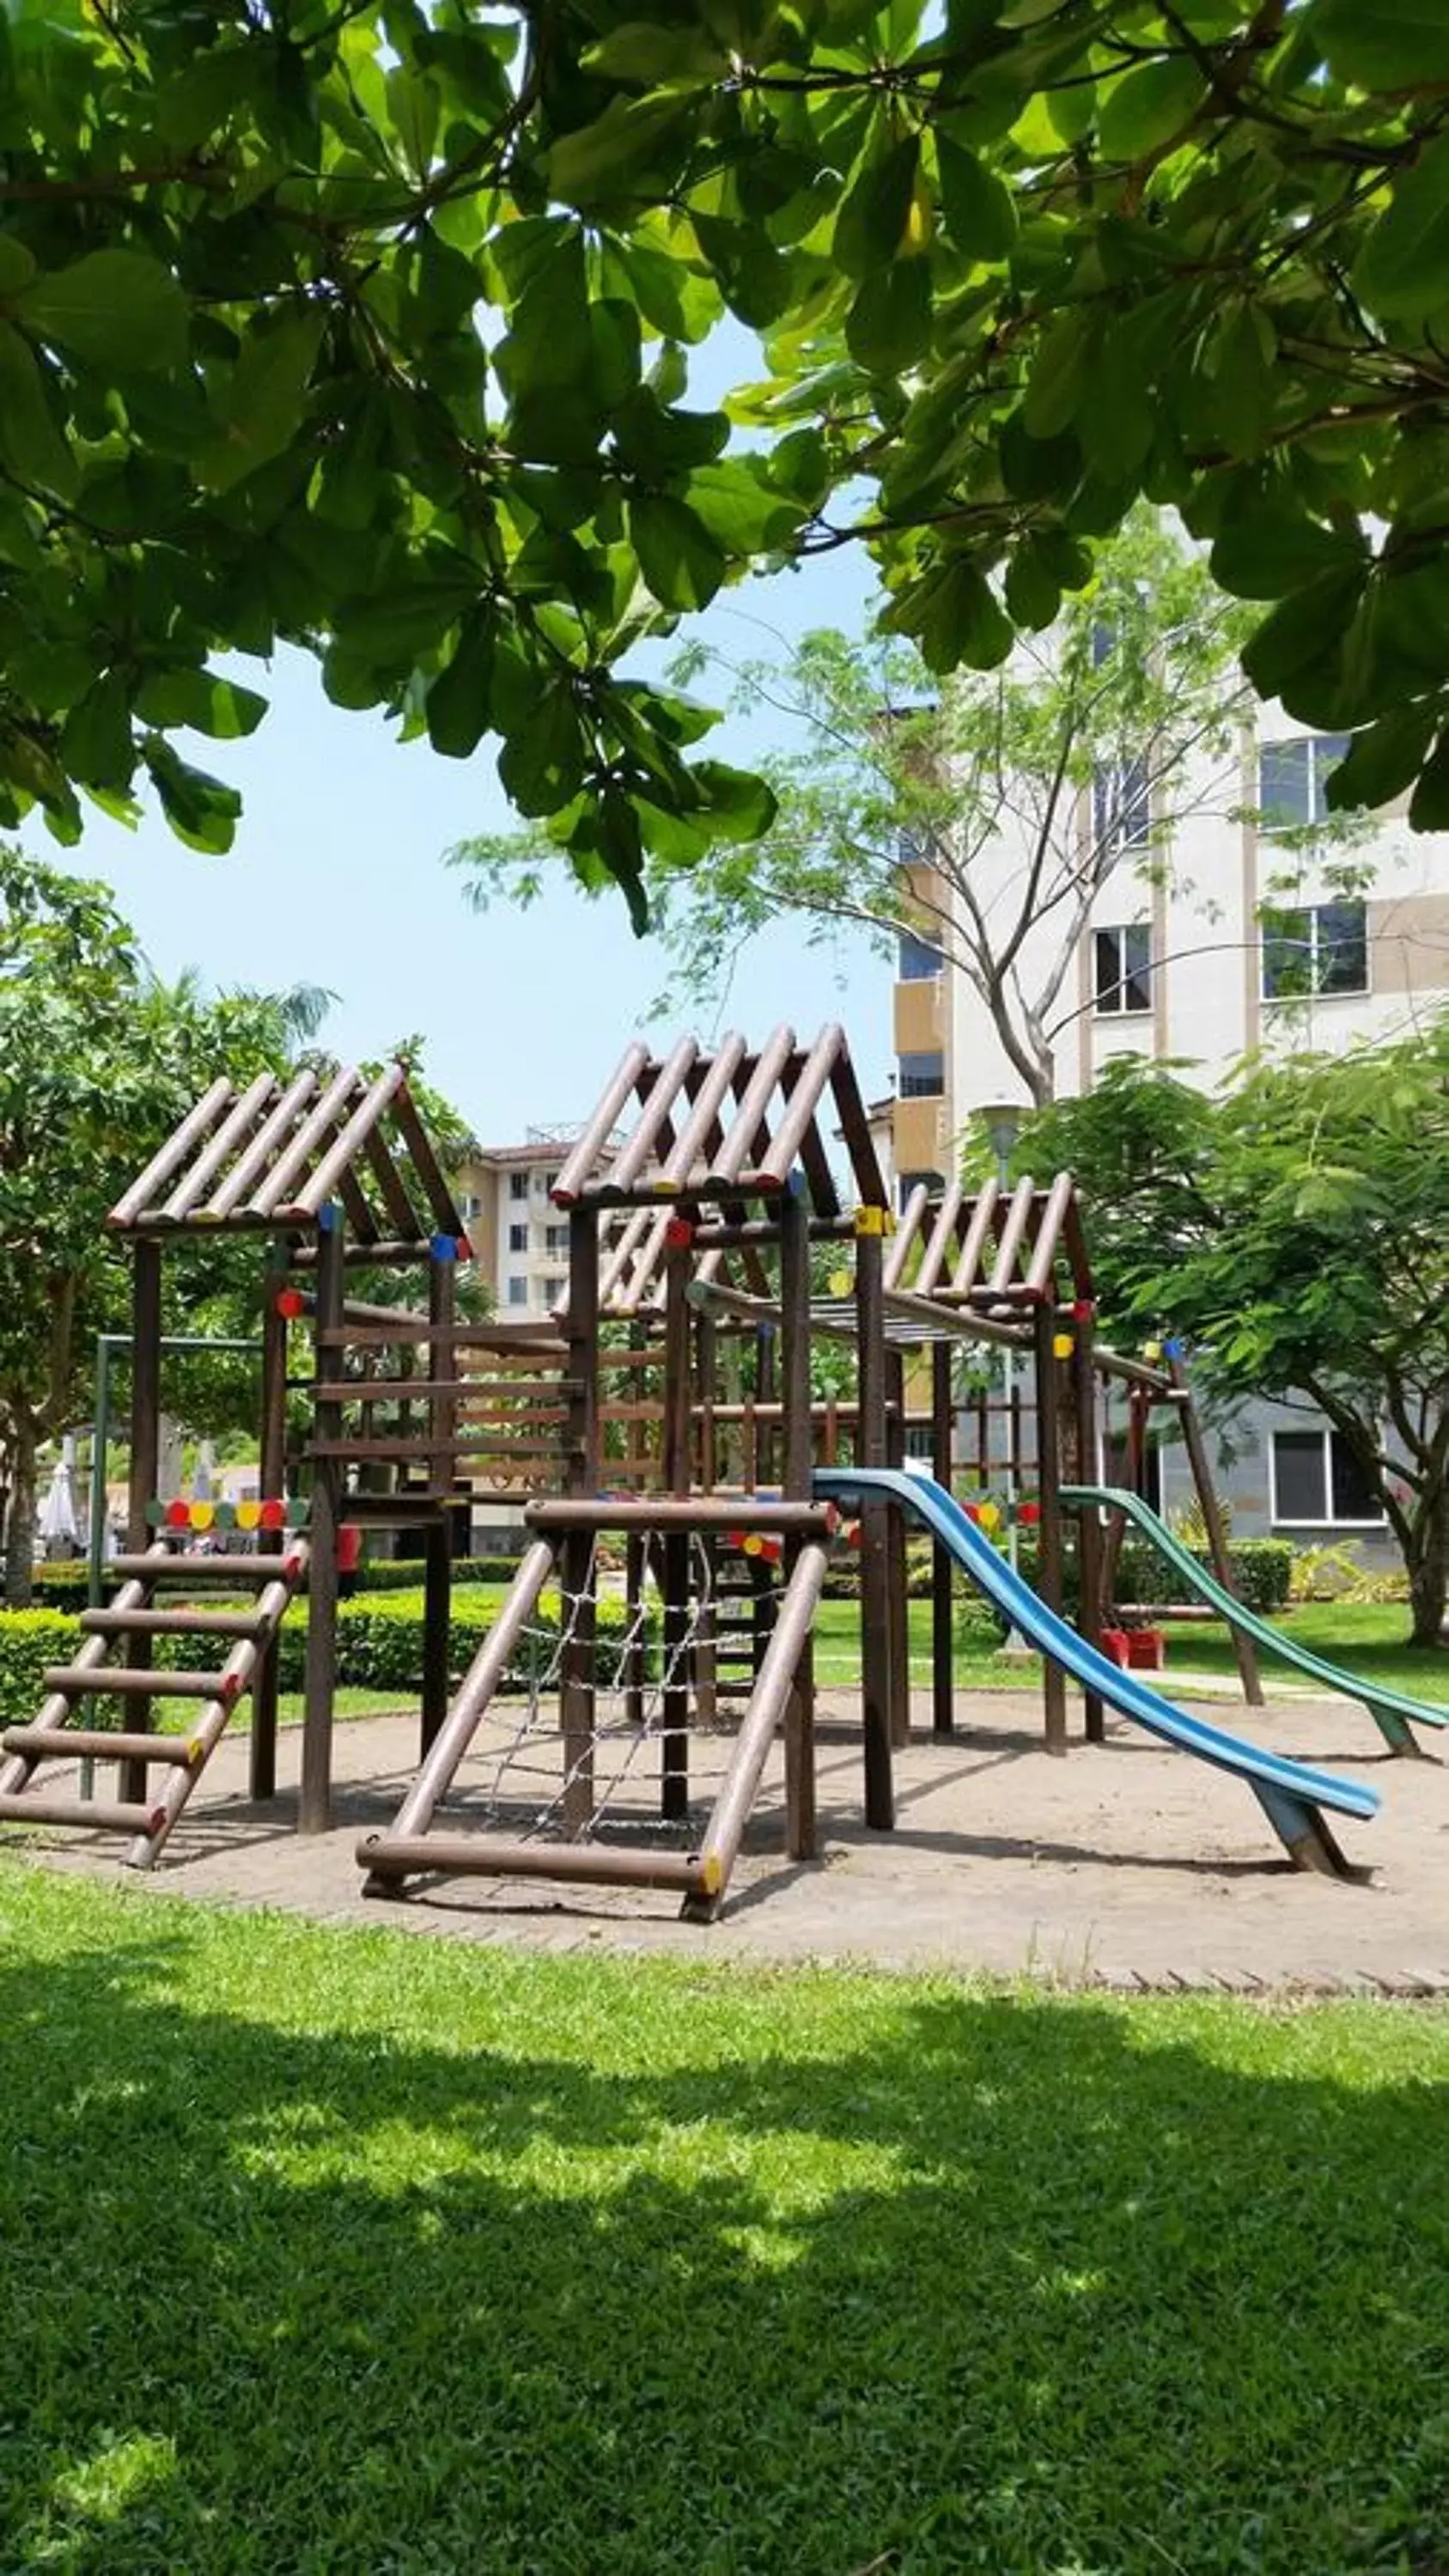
[1,1869,1446,2576]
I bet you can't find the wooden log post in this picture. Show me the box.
[561,1206,599,1834]
[301,1206,345,1832]
[1099,1383,1146,1613]
[120,1238,163,1807]
[420,1239,457,1756]
[931,1340,955,1741]
[660,1223,692,1826]
[779,1176,816,1862]
[855,1208,894,1828]
[624,1532,647,1729]
[886,1345,911,1748]
[693,1310,718,1727]
[1069,1302,1106,1745]
[249,1244,289,1801]
[1172,1356,1264,1706]
[1032,1301,1068,1757]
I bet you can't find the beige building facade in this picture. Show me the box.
[887,720,1449,1197]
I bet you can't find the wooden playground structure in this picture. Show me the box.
[1,1027,1273,1911]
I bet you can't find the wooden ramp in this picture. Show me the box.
[0,1540,308,1868]
[357,1530,829,1923]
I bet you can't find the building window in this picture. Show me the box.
[539,1169,561,1196]
[541,1275,566,1308]
[898,1169,944,1208]
[898,927,944,981]
[1260,899,1367,1001]
[898,1053,945,1099]
[506,1276,527,1308]
[509,1172,528,1202]
[1270,1428,1385,1528]
[458,1191,482,1221]
[545,1224,568,1256]
[1257,734,1351,832]
[1093,923,1153,1016]
[1093,756,1151,855]
[508,1222,529,1253]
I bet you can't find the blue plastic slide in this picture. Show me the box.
[815,1464,1379,1880]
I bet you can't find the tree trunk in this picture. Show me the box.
[1405,1492,1448,1649]
[4,1419,37,1608]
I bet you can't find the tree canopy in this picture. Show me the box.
[0,845,473,1601]
[1,2,1446,906]
[453,511,1331,1103]
[1014,1028,1449,1644]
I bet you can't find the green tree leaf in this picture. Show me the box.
[935,137,1017,260]
[834,134,921,281]
[1311,0,1449,87]
[846,260,933,376]
[425,608,496,759]
[16,250,187,372]
[496,680,588,817]
[202,307,327,492]
[1023,308,1097,440]
[1353,134,1449,322]
[630,493,727,610]
[133,671,268,738]
[1324,704,1439,814]
[0,322,76,500]
[1098,58,1206,158]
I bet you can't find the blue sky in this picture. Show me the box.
[34,329,893,1145]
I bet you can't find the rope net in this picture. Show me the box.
[448,1535,787,1846]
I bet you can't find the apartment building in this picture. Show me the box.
[890,720,1449,1195]
[456,1131,605,1321]
[887,718,1449,1560]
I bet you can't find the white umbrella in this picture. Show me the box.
[39,1439,79,1553]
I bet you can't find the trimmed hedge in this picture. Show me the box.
[0,1587,653,1722]
[0,1611,84,1728]
[356,1555,523,1591]
[29,1563,92,1614]
[1115,1537,1294,1615]
[823,1533,1294,1622]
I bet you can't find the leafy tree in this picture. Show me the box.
[3,2,1446,912]
[0,848,310,1596]
[0,849,476,1601]
[454,513,1346,1106]
[600,2,1449,833]
[1015,1030,1449,1647]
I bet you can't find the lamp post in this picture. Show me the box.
[973,1102,1026,1578]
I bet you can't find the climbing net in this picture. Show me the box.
[451,1534,788,1845]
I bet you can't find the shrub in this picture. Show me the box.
[0,1582,658,1724]
[355,1555,521,1592]
[0,1610,83,1727]
[29,1562,92,1613]
[1116,1536,1294,1615]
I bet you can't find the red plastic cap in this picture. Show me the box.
[454,1234,472,1262]
[259,1498,286,1531]
[1072,1298,1095,1321]
[164,1498,190,1529]
[1018,1501,1041,1526]
[277,1288,307,1319]
[664,1216,694,1250]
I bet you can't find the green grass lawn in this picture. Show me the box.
[2,1868,1446,2575]
[812,1595,1449,1704]
[146,1684,411,1736]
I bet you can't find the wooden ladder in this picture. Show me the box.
[0,1539,309,1868]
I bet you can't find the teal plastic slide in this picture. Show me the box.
[1062,1481,1446,1759]
[814,1464,1379,1880]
